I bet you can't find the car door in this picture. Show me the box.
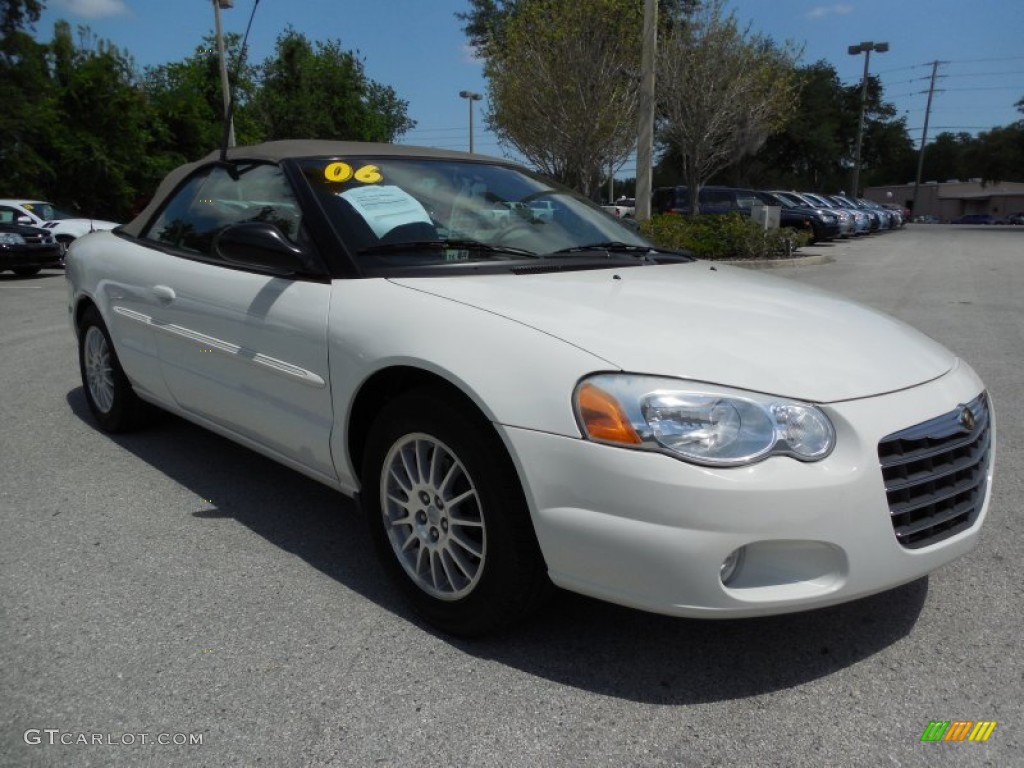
[137,162,337,484]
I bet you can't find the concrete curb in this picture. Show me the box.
[718,253,835,269]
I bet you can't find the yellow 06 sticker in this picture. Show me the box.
[324,162,383,184]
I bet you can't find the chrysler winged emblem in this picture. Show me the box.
[958,406,976,432]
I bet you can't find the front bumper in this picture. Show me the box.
[503,363,993,618]
[0,243,62,270]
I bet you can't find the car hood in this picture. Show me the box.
[389,262,955,403]
[789,206,827,218]
[43,218,119,229]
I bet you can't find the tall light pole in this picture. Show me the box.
[214,0,235,147]
[459,90,482,153]
[848,41,888,197]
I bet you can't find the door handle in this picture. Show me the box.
[152,285,176,302]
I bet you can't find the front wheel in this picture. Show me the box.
[361,390,549,636]
[56,235,74,266]
[12,266,41,276]
[78,306,149,433]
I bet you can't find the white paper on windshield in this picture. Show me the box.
[339,185,431,238]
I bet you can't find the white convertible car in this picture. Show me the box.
[66,141,995,635]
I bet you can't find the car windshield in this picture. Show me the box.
[20,202,59,220]
[295,156,650,267]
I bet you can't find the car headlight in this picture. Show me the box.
[574,374,835,467]
[0,233,26,245]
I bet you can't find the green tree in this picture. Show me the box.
[690,60,915,193]
[0,0,56,198]
[458,0,701,59]
[45,20,152,218]
[142,33,261,176]
[484,0,643,196]
[844,74,915,191]
[0,0,42,44]
[254,28,414,142]
[920,131,973,182]
[960,124,1024,185]
[657,0,800,212]
[710,61,848,190]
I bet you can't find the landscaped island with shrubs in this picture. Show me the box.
[640,212,813,260]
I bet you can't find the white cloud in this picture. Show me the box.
[807,4,854,20]
[53,0,130,19]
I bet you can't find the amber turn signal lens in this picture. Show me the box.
[577,382,642,445]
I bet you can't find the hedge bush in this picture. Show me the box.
[639,213,812,260]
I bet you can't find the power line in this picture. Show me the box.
[942,86,1022,92]
[940,70,1024,79]
[945,55,1024,64]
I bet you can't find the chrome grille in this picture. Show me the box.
[21,232,52,245]
[878,392,991,549]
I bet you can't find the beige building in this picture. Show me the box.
[865,180,1024,221]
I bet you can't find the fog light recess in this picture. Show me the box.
[720,546,746,585]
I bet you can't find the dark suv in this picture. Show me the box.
[652,185,761,215]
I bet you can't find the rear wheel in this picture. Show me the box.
[12,266,41,276]
[361,390,549,636]
[78,306,149,432]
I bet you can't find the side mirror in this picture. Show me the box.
[213,222,308,275]
[16,215,33,225]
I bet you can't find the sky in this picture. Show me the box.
[37,0,1024,181]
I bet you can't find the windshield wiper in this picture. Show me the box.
[358,239,538,258]
[545,242,689,262]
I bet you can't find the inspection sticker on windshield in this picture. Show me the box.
[340,185,432,238]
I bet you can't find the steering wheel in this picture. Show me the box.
[492,219,540,244]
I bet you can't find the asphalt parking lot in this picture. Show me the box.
[2,225,1021,767]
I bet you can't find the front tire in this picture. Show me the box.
[361,390,549,636]
[12,266,41,276]
[78,306,149,433]
[56,235,74,266]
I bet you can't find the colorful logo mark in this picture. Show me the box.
[920,720,997,742]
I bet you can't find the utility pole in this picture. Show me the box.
[912,61,944,219]
[635,0,657,221]
[214,0,235,148]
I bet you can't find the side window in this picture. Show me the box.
[142,164,303,259]
[0,206,17,223]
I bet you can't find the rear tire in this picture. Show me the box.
[12,266,41,276]
[361,390,549,636]
[78,306,149,433]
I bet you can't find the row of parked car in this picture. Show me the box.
[651,186,905,243]
[0,199,119,276]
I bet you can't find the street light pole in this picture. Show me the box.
[848,41,888,197]
[458,90,482,153]
[214,0,235,148]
